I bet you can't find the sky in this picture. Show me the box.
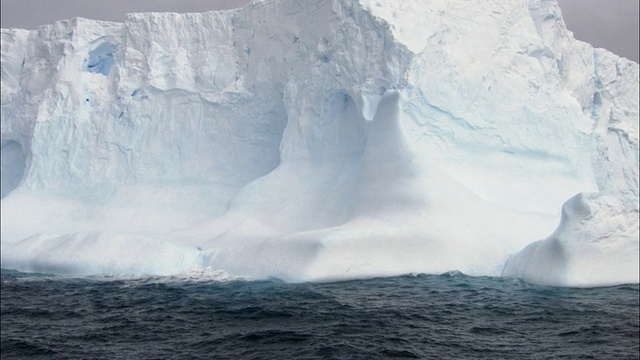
[0,0,638,63]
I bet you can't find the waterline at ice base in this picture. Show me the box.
[1,0,638,287]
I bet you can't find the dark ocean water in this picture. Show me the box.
[1,269,638,360]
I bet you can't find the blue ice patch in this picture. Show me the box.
[84,42,117,75]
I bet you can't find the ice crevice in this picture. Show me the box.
[0,0,638,286]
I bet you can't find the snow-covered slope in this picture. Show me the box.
[1,0,638,286]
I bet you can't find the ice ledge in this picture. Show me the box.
[503,193,640,287]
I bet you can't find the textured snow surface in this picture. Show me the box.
[1,0,638,286]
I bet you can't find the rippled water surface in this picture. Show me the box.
[1,269,638,359]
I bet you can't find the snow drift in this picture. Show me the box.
[1,0,638,286]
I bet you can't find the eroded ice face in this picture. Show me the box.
[1,0,638,287]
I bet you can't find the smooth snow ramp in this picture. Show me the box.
[1,0,638,286]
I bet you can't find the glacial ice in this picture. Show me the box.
[1,0,638,286]
[83,40,118,75]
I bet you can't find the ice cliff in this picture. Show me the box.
[1,0,638,286]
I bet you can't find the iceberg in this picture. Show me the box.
[1,0,638,286]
